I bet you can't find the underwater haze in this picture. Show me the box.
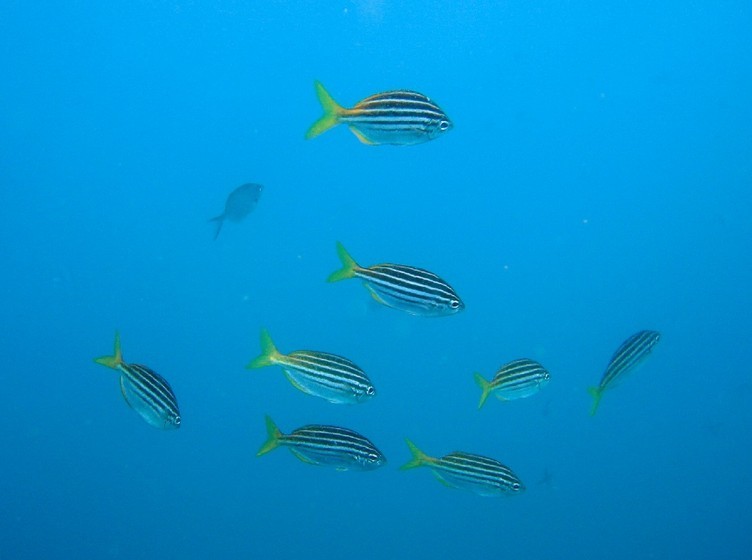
[1,1,751,558]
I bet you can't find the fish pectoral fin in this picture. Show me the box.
[349,126,376,145]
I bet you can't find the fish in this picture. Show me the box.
[257,416,386,471]
[209,182,263,239]
[474,358,550,408]
[327,242,464,317]
[245,329,376,404]
[305,81,452,146]
[401,440,524,497]
[94,332,181,430]
[588,330,661,415]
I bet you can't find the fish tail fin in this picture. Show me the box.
[588,387,602,416]
[257,415,283,456]
[209,214,225,240]
[245,329,282,369]
[94,331,124,369]
[327,241,359,282]
[305,81,344,140]
[474,373,492,409]
[401,439,433,470]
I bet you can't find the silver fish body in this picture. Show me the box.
[402,440,524,497]
[328,243,463,317]
[118,363,181,430]
[258,417,386,471]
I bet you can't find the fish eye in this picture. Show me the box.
[512,482,521,491]
[174,416,182,426]
[368,453,379,462]
[450,299,461,309]
[438,120,451,131]
[366,386,375,396]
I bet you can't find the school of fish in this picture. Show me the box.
[92,81,662,497]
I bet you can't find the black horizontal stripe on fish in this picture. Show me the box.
[284,352,371,389]
[288,426,381,457]
[359,266,458,301]
[347,109,448,120]
[440,453,521,487]
[494,360,548,385]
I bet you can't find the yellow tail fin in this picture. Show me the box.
[94,331,124,369]
[305,81,344,140]
[474,373,492,409]
[246,328,282,369]
[401,439,434,470]
[588,387,602,416]
[327,241,360,283]
[257,415,283,456]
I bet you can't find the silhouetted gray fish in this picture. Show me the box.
[210,182,263,239]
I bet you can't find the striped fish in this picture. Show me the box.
[474,358,550,408]
[257,416,386,471]
[401,440,524,497]
[305,81,452,145]
[246,329,376,404]
[328,242,464,317]
[588,330,661,415]
[94,332,181,430]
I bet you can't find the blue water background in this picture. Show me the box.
[1,2,751,558]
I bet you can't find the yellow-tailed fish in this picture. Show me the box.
[94,332,181,430]
[246,329,376,404]
[401,439,524,497]
[305,81,452,146]
[328,242,464,317]
[258,416,386,471]
[588,330,661,415]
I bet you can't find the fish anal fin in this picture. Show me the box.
[283,371,313,395]
[349,126,376,145]
[433,472,454,488]
[366,286,386,305]
[119,376,133,409]
[290,449,317,465]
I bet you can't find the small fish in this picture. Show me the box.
[401,440,524,497]
[305,81,452,146]
[257,416,386,471]
[474,358,551,408]
[94,332,181,430]
[588,330,661,415]
[328,242,464,317]
[209,182,263,239]
[246,329,376,404]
